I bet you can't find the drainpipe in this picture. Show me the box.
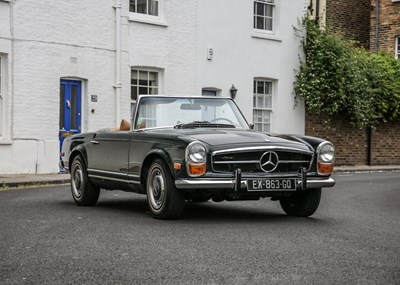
[114,0,122,127]
[10,0,15,140]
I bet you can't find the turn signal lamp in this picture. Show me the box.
[188,163,206,176]
[318,162,334,175]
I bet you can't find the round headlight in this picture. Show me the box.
[318,143,335,163]
[187,142,206,163]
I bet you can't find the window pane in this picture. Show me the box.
[256,3,265,16]
[265,82,272,94]
[149,0,159,16]
[265,18,273,31]
[129,0,136,12]
[149,87,158,95]
[257,95,264,108]
[60,85,65,129]
[149,71,158,86]
[139,70,148,81]
[265,95,272,108]
[255,16,264,30]
[266,5,273,17]
[257,81,264,94]
[131,69,138,82]
[71,85,77,130]
[137,0,147,14]
[131,86,138,101]
[139,86,148,95]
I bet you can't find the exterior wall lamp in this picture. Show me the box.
[230,84,238,99]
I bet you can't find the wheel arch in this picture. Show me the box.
[68,147,88,170]
[141,150,175,188]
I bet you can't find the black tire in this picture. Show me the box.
[146,159,185,219]
[70,155,100,206]
[279,188,321,217]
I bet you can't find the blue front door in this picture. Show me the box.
[59,80,82,163]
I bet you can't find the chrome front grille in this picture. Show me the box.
[211,147,313,174]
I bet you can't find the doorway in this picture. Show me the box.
[59,80,82,167]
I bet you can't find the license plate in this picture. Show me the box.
[247,179,296,191]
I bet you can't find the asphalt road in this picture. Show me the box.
[0,172,399,284]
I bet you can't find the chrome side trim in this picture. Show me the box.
[175,177,335,190]
[89,174,141,184]
[87,168,122,175]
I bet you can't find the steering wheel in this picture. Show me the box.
[210,118,235,125]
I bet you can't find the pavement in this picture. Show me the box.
[0,165,399,189]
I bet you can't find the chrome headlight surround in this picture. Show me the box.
[316,142,335,175]
[185,141,207,176]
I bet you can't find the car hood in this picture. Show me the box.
[167,128,313,152]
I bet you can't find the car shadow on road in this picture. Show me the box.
[181,202,327,224]
[63,194,327,224]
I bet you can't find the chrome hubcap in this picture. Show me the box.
[149,169,165,210]
[72,165,83,198]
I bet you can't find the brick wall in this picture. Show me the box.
[371,121,400,165]
[326,0,371,48]
[370,0,400,54]
[306,112,400,166]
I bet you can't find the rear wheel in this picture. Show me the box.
[279,188,321,217]
[146,159,185,219]
[70,155,100,206]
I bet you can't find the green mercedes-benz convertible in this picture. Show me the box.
[61,95,335,219]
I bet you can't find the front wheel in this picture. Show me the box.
[279,188,321,217]
[70,155,100,206]
[146,159,185,219]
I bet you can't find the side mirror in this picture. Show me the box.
[249,124,254,130]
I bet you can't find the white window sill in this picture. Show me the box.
[128,14,168,27]
[251,31,282,42]
[0,139,13,145]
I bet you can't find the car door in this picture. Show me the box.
[86,131,132,186]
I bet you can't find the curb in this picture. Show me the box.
[334,167,400,174]
[1,179,70,189]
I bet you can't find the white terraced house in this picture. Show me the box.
[0,0,307,174]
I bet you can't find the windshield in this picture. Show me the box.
[134,97,249,129]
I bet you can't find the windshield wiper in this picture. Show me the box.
[174,121,235,129]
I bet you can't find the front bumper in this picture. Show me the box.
[175,177,335,190]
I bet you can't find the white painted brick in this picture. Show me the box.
[0,0,307,174]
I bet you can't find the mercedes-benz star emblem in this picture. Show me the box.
[260,151,279,173]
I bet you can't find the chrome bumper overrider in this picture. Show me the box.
[175,177,335,190]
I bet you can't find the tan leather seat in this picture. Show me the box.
[119,119,131,131]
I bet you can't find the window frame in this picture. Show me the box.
[396,36,400,59]
[130,67,162,119]
[128,0,167,26]
[253,0,275,33]
[0,55,3,138]
[253,78,274,132]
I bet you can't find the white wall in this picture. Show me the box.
[0,0,306,174]
[196,0,307,134]
[0,0,118,174]
[124,0,197,98]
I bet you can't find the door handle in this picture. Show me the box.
[90,140,100,144]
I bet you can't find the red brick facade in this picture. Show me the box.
[304,0,400,166]
[325,0,371,48]
[306,113,400,166]
[370,0,400,54]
